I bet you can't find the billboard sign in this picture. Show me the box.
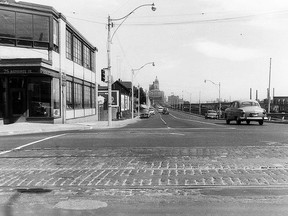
[98,90,119,107]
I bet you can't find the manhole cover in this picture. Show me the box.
[16,188,52,194]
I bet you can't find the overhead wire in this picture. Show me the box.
[114,34,132,73]
[65,9,288,27]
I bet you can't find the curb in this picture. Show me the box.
[0,118,141,136]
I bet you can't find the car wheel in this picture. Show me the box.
[236,117,241,125]
[259,120,264,125]
[246,120,250,125]
[226,119,230,124]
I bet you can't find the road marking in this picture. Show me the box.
[169,113,228,127]
[0,134,66,156]
[159,113,168,126]
[169,133,185,136]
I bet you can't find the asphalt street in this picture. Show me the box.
[0,109,288,215]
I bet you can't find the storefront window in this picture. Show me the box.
[91,86,95,108]
[66,81,73,109]
[53,78,60,117]
[84,85,91,108]
[28,77,51,117]
[74,83,83,109]
[0,78,6,118]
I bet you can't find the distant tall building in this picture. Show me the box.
[149,77,164,105]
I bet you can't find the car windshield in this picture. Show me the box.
[208,110,216,113]
[240,101,260,107]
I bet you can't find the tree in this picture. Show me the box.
[134,86,146,105]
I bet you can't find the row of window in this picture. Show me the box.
[0,8,95,70]
[66,29,95,70]
[66,80,95,110]
[0,9,59,49]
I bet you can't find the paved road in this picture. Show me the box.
[0,110,288,215]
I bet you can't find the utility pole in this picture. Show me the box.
[107,15,112,126]
[268,58,272,113]
[106,3,156,126]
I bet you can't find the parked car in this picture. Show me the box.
[140,109,150,118]
[162,107,169,115]
[149,107,155,115]
[224,100,268,125]
[205,110,218,119]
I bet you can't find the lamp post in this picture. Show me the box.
[107,3,156,126]
[131,62,155,119]
[204,79,221,117]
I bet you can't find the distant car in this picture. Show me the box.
[162,107,169,115]
[205,110,218,119]
[224,100,268,125]
[149,107,155,115]
[140,109,150,118]
[158,106,163,113]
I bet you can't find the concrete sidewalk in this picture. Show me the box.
[0,116,140,136]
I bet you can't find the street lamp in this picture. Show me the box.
[131,62,155,119]
[106,3,156,126]
[204,79,221,117]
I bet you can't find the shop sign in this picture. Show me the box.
[1,68,39,74]
[98,90,119,107]
[0,68,59,77]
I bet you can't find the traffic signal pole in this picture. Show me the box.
[107,15,112,126]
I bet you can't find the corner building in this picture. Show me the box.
[0,0,97,124]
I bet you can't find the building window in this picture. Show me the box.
[0,9,50,49]
[66,29,72,60]
[0,78,6,118]
[53,78,60,117]
[28,77,51,117]
[16,13,33,40]
[66,81,73,109]
[73,36,82,65]
[65,28,95,71]
[91,86,95,108]
[84,85,91,108]
[33,15,49,42]
[0,10,15,38]
[83,45,91,69]
[74,83,83,109]
[53,19,59,51]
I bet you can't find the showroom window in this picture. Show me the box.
[74,82,83,109]
[84,85,91,108]
[66,81,73,109]
[28,77,51,117]
[53,78,60,117]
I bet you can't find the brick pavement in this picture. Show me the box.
[0,146,288,190]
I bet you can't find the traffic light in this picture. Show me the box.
[101,68,106,82]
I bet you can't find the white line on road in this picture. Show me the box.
[169,113,228,127]
[0,134,66,155]
[159,114,168,126]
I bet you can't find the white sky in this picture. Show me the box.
[22,0,288,102]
